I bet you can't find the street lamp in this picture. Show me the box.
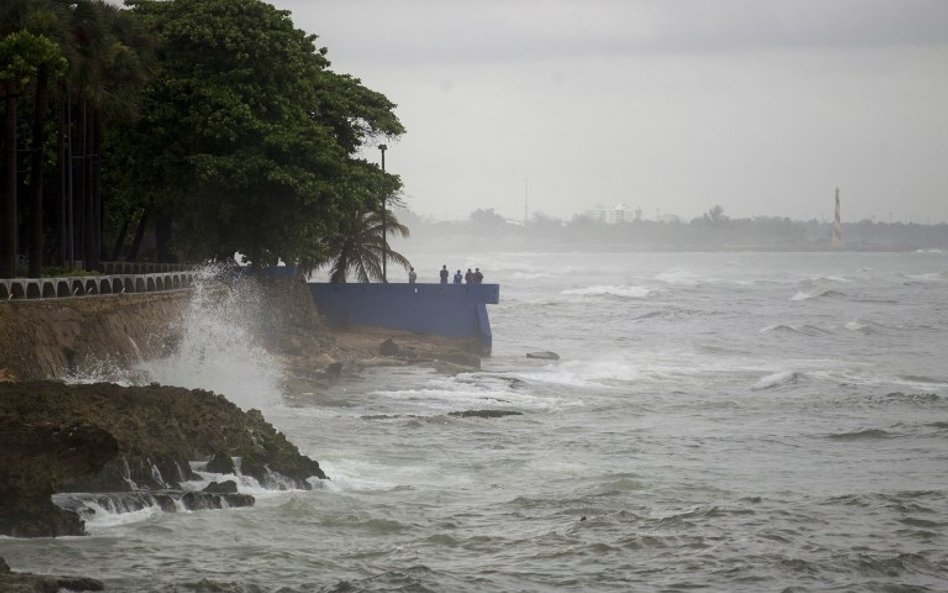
[379,144,387,282]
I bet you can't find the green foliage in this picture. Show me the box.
[0,30,66,88]
[122,0,405,268]
[2,0,406,274]
[328,207,410,283]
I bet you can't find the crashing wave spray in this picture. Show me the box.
[136,265,284,411]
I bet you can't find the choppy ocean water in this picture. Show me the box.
[2,250,947,592]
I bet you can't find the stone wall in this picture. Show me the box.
[0,290,192,380]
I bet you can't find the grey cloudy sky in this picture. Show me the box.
[271,0,948,223]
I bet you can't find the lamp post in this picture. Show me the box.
[379,143,387,282]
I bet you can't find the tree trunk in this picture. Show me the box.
[92,109,102,267]
[55,89,66,266]
[110,213,131,261]
[28,66,50,278]
[127,207,149,262]
[155,210,173,263]
[1,83,17,279]
[82,102,94,271]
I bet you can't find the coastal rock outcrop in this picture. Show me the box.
[0,419,118,537]
[0,381,326,537]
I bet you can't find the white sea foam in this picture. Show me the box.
[655,268,702,286]
[752,371,804,390]
[81,503,164,530]
[561,285,656,299]
[904,272,946,283]
[791,288,846,301]
[136,267,283,411]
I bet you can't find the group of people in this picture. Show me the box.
[438,265,483,285]
[406,265,485,285]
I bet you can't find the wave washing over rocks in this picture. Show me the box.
[0,270,485,589]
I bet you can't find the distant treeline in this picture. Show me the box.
[397,207,948,251]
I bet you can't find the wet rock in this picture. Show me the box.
[205,451,236,474]
[0,381,328,537]
[325,361,343,380]
[0,419,118,537]
[526,351,560,360]
[62,455,200,492]
[55,489,255,516]
[181,490,254,510]
[379,338,399,356]
[202,480,238,494]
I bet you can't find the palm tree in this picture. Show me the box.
[328,207,411,283]
[66,0,150,270]
[0,29,63,278]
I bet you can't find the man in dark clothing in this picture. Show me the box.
[453,270,463,284]
[465,268,473,284]
[439,265,449,284]
[474,268,483,283]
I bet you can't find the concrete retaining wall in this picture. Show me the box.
[309,283,500,354]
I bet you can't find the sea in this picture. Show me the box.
[2,249,947,592]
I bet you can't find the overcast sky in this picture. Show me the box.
[270,0,948,223]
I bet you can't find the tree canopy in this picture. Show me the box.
[1,0,405,277]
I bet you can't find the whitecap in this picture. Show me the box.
[561,285,655,299]
[752,371,804,390]
[654,268,702,286]
[904,272,946,283]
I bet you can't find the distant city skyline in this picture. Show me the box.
[271,1,948,223]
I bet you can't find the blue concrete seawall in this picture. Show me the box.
[308,283,500,354]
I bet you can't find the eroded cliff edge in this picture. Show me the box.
[0,289,190,381]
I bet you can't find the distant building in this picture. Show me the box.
[581,203,637,224]
[582,204,608,222]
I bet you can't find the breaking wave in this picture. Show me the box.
[790,288,847,301]
[752,371,806,390]
[561,285,657,299]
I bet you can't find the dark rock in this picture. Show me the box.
[62,455,199,492]
[205,451,236,474]
[0,419,118,537]
[325,361,343,379]
[0,381,328,537]
[448,410,524,419]
[180,490,254,510]
[379,338,399,356]
[202,480,238,494]
[526,351,560,360]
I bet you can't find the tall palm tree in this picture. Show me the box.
[0,28,63,278]
[328,207,411,283]
[65,1,150,270]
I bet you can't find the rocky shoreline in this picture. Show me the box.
[0,275,483,590]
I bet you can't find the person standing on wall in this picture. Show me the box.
[474,268,483,283]
[453,269,463,284]
[408,267,417,284]
[465,268,473,284]
[440,265,449,284]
